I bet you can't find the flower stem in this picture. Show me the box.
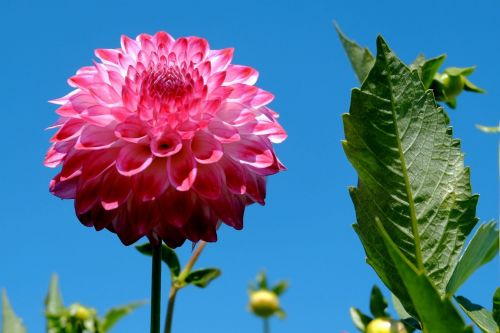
[151,244,162,333]
[163,241,208,333]
[263,318,270,333]
[164,286,178,333]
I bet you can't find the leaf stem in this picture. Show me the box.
[177,241,207,282]
[151,244,162,333]
[163,241,208,333]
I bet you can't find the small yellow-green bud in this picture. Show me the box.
[249,290,280,318]
[366,318,407,333]
[441,73,465,99]
[71,304,92,321]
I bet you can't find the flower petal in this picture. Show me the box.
[219,156,246,194]
[208,120,240,143]
[133,157,169,201]
[191,131,223,164]
[99,168,132,210]
[76,125,117,150]
[167,143,197,191]
[193,163,223,199]
[224,65,258,85]
[116,144,153,176]
[151,130,182,157]
[225,136,274,168]
[114,116,148,143]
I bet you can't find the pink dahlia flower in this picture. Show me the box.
[45,32,286,247]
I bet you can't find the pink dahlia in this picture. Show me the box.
[44,32,286,247]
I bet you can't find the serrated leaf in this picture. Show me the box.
[369,285,389,318]
[456,295,498,333]
[447,221,499,296]
[136,243,181,277]
[377,221,472,333]
[185,268,221,288]
[349,307,372,332]
[493,288,500,327]
[335,23,374,84]
[45,274,64,316]
[271,281,288,296]
[101,301,145,332]
[2,290,27,333]
[343,36,478,315]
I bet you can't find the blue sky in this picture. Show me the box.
[0,0,498,332]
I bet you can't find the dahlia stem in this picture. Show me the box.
[163,241,208,333]
[151,244,162,333]
[263,318,270,333]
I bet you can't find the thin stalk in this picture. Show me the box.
[163,241,208,333]
[164,287,178,333]
[263,318,270,333]
[150,244,162,333]
[178,241,208,281]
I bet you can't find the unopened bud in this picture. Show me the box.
[249,290,280,318]
[366,318,407,333]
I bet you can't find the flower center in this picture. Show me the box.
[144,66,188,100]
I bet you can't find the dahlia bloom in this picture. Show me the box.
[44,32,286,247]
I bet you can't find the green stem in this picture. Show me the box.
[177,241,207,281]
[163,241,208,333]
[163,287,178,333]
[263,318,270,333]
[150,244,162,333]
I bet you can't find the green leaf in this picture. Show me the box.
[463,77,486,93]
[185,268,221,288]
[45,274,64,316]
[136,243,181,277]
[349,307,372,332]
[369,285,389,318]
[271,281,288,296]
[493,288,500,327]
[446,98,457,109]
[377,220,472,333]
[256,272,268,290]
[447,221,499,295]
[343,36,478,314]
[101,301,145,332]
[275,309,286,319]
[391,294,420,332]
[334,23,375,84]
[420,55,447,88]
[456,295,498,333]
[445,66,476,77]
[476,124,500,133]
[2,290,27,333]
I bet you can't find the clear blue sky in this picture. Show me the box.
[1,0,498,332]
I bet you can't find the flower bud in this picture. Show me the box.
[249,290,280,318]
[440,73,465,99]
[70,304,92,321]
[366,318,407,333]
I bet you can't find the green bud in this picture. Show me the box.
[69,303,93,321]
[365,318,408,333]
[249,290,280,318]
[440,73,464,99]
